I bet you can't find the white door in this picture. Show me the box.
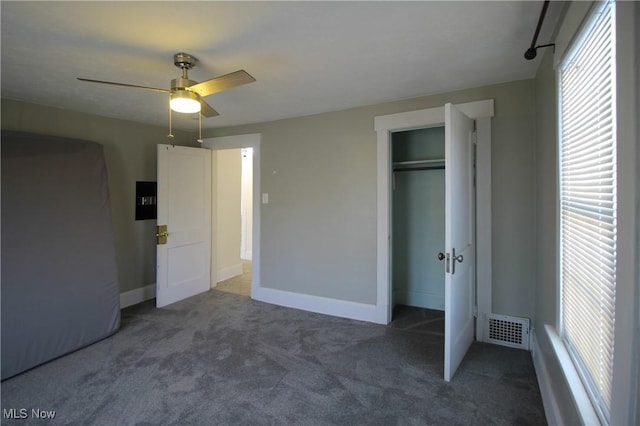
[443,103,476,381]
[156,144,212,308]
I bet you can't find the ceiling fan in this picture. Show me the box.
[78,52,255,118]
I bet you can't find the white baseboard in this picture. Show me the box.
[120,283,156,309]
[120,280,390,325]
[217,263,243,282]
[252,284,388,325]
[531,330,563,426]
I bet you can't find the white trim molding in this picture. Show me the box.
[553,1,594,69]
[120,284,156,309]
[216,263,243,283]
[374,99,494,329]
[538,325,600,425]
[609,2,639,425]
[532,330,564,426]
[252,286,386,324]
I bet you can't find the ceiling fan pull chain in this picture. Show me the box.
[197,111,203,144]
[167,94,174,139]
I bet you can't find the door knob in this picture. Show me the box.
[437,252,445,261]
[451,248,464,275]
[156,225,169,245]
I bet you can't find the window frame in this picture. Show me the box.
[553,1,639,425]
[557,0,616,423]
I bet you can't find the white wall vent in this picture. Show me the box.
[487,314,530,350]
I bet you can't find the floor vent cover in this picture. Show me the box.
[487,314,530,350]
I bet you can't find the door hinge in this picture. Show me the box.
[472,140,477,188]
[473,305,478,318]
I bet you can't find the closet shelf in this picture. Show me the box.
[393,159,445,171]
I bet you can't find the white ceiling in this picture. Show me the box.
[1,1,561,131]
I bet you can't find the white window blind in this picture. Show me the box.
[558,1,616,423]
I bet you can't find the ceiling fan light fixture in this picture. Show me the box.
[170,90,201,113]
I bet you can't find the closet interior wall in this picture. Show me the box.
[391,126,446,311]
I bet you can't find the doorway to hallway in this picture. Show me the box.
[212,147,253,297]
[215,260,252,296]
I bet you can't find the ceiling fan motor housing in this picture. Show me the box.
[172,53,199,93]
[171,77,198,91]
[174,52,198,70]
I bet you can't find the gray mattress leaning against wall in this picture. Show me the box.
[1,131,121,380]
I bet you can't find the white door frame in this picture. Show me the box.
[374,100,493,341]
[203,134,262,295]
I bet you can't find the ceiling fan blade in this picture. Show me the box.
[189,70,255,98]
[77,78,169,93]
[200,100,219,117]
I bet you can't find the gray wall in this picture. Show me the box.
[392,127,446,310]
[1,99,197,293]
[1,80,540,322]
[534,49,558,339]
[205,79,537,318]
[637,3,640,421]
[533,48,581,425]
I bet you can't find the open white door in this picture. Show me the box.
[444,103,475,381]
[156,144,212,308]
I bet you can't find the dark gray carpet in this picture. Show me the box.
[1,291,546,425]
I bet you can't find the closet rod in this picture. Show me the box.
[393,165,445,172]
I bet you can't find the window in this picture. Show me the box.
[558,1,616,423]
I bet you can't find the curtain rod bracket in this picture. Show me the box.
[524,43,556,60]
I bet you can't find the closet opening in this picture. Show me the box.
[391,126,446,322]
[377,100,494,380]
